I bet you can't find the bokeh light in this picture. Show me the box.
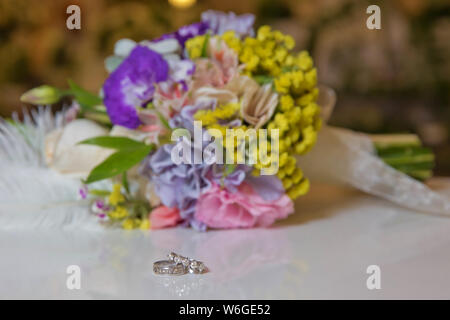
[168,0,197,9]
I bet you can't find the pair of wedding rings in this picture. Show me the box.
[153,252,207,276]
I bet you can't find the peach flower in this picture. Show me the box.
[192,37,240,89]
[149,206,182,229]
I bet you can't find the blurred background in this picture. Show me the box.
[0,0,449,174]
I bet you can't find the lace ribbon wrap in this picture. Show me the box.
[297,125,450,216]
[298,85,450,217]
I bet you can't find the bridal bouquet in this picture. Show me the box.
[2,11,449,231]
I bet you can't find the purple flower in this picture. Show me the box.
[169,104,209,132]
[211,164,248,192]
[211,164,285,201]
[201,10,255,37]
[164,57,195,92]
[245,174,285,201]
[91,199,110,220]
[155,22,209,48]
[103,46,169,129]
[176,22,210,47]
[143,143,211,231]
[78,185,88,199]
[95,199,109,211]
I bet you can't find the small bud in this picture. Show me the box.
[20,85,62,105]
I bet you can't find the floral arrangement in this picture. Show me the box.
[19,11,321,231]
[16,10,444,231]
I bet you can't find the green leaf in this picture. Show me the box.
[155,109,171,130]
[224,164,236,176]
[382,153,435,166]
[201,33,210,57]
[20,85,63,105]
[79,136,146,150]
[82,112,112,126]
[68,79,102,109]
[85,144,154,184]
[122,172,130,195]
[88,189,111,197]
[370,133,421,149]
[405,170,433,181]
[253,75,274,85]
[389,161,434,172]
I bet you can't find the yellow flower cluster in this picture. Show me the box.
[267,96,321,156]
[122,218,151,230]
[220,26,321,200]
[273,53,317,95]
[185,34,208,59]
[109,183,125,206]
[108,206,129,220]
[107,184,129,222]
[264,88,320,199]
[105,183,151,230]
[251,138,311,199]
[194,102,240,126]
[221,27,294,76]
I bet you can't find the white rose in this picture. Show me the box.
[45,119,113,179]
[45,120,161,205]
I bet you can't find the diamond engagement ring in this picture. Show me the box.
[153,260,187,275]
[167,252,207,274]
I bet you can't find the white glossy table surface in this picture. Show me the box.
[1,179,450,299]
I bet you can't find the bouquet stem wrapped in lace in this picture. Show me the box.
[1,11,449,231]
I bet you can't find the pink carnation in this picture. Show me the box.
[192,38,239,89]
[149,206,181,229]
[194,183,294,229]
[153,81,190,118]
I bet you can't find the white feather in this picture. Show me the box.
[0,107,103,230]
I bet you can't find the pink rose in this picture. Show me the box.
[194,183,294,229]
[149,206,181,229]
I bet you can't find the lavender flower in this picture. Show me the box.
[103,46,169,129]
[164,57,196,93]
[143,143,211,231]
[245,174,285,201]
[201,10,255,37]
[155,22,209,48]
[211,164,285,201]
[176,22,210,47]
[211,164,248,192]
[169,104,208,132]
